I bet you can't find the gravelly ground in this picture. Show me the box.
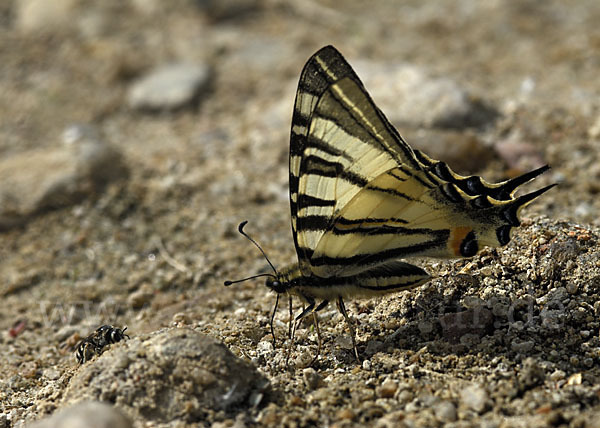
[1,1,600,427]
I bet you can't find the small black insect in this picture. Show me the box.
[75,325,130,364]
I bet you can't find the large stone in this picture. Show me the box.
[62,328,269,424]
[0,124,128,230]
[28,401,132,428]
[128,63,211,111]
[355,61,498,129]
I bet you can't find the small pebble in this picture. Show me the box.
[171,312,189,325]
[549,370,566,381]
[364,340,384,355]
[42,368,61,381]
[302,368,322,390]
[566,283,579,294]
[288,395,305,407]
[362,359,372,370]
[511,340,535,353]
[405,399,421,412]
[480,266,493,276]
[294,349,315,368]
[434,400,457,422]
[417,320,434,336]
[335,334,354,350]
[567,373,582,385]
[588,114,600,138]
[336,408,355,421]
[376,378,398,398]
[462,296,485,309]
[256,340,274,354]
[460,384,488,414]
[398,389,413,404]
[583,358,594,368]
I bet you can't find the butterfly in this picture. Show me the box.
[226,45,555,363]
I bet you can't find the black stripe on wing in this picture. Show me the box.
[330,223,438,236]
[309,229,450,268]
[334,217,409,226]
[297,194,336,209]
[296,215,331,232]
[301,155,370,188]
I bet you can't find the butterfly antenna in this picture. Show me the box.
[224,273,276,286]
[236,220,279,275]
[223,221,279,286]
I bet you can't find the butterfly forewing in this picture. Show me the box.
[295,77,429,266]
[290,47,364,268]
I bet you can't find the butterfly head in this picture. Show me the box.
[265,275,287,294]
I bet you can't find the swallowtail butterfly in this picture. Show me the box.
[226,45,554,362]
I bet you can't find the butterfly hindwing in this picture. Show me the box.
[310,165,553,278]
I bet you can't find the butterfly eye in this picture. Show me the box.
[266,278,287,293]
[266,277,279,287]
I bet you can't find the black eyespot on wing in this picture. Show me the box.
[441,183,464,204]
[432,162,453,181]
[460,231,479,257]
[489,187,511,201]
[463,176,485,195]
[471,195,492,209]
[501,205,521,227]
[496,225,512,246]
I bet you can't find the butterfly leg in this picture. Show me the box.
[310,312,321,367]
[308,300,329,366]
[287,295,293,340]
[294,297,316,321]
[270,294,281,347]
[336,296,360,362]
[286,296,316,365]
